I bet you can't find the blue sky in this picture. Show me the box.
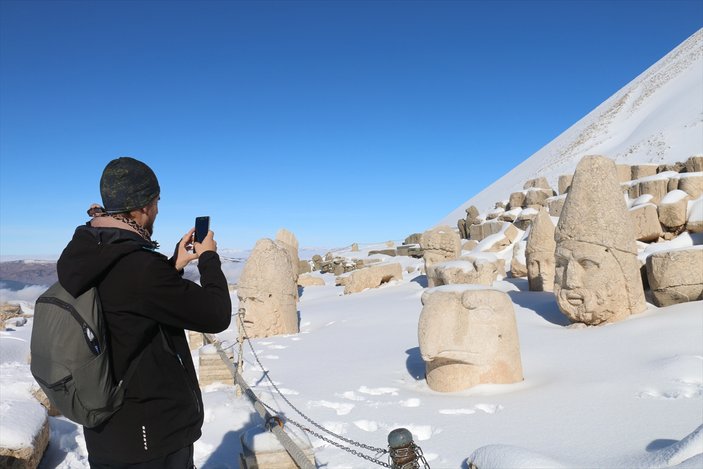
[1,0,701,255]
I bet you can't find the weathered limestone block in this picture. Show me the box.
[638,178,669,205]
[298,260,312,274]
[351,243,359,252]
[276,228,300,283]
[404,233,423,245]
[629,204,664,242]
[485,207,504,220]
[0,304,22,331]
[458,218,469,239]
[658,162,686,174]
[418,286,523,392]
[498,208,521,223]
[679,173,703,198]
[511,240,528,278]
[628,182,640,199]
[484,223,520,253]
[658,190,690,229]
[462,240,479,252]
[524,176,551,190]
[465,205,480,225]
[508,191,526,210]
[526,208,556,292]
[31,387,60,417]
[687,197,703,232]
[616,164,631,183]
[524,188,553,207]
[646,247,703,306]
[547,195,566,218]
[297,274,325,287]
[344,263,403,294]
[555,155,646,325]
[188,330,204,350]
[198,345,233,387]
[368,249,396,257]
[430,255,504,286]
[668,177,680,193]
[513,208,538,231]
[631,164,658,180]
[421,226,461,287]
[238,239,298,338]
[495,200,508,209]
[385,240,395,248]
[558,174,574,194]
[240,425,315,469]
[0,406,49,469]
[311,254,323,271]
[469,221,504,241]
[685,155,703,173]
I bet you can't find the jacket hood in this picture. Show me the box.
[57,224,152,297]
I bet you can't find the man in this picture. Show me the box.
[57,157,232,468]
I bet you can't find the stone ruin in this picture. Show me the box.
[418,286,523,392]
[646,247,703,306]
[525,208,556,292]
[554,155,646,325]
[420,226,461,288]
[453,154,703,323]
[237,238,298,338]
[429,255,504,287]
[337,263,403,294]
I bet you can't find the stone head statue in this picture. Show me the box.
[525,207,556,292]
[238,238,298,338]
[418,286,523,392]
[554,155,646,325]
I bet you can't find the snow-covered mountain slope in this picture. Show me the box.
[440,28,703,225]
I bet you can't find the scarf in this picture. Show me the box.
[87,204,160,249]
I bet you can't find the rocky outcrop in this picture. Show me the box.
[0,408,49,469]
[418,286,523,392]
[297,274,325,287]
[555,155,646,325]
[198,345,233,386]
[429,255,504,287]
[646,247,703,306]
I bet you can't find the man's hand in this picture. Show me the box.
[174,228,198,271]
[194,230,217,255]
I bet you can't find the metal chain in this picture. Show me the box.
[238,314,389,456]
[259,400,392,468]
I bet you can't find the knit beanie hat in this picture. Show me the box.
[100,157,160,214]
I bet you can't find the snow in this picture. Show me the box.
[662,190,691,204]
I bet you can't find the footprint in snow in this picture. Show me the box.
[353,420,379,432]
[308,400,355,416]
[358,386,399,396]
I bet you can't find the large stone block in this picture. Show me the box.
[558,174,574,194]
[297,274,325,287]
[679,173,703,198]
[418,286,523,392]
[513,208,538,231]
[508,191,526,210]
[638,178,669,205]
[658,190,690,229]
[344,263,403,294]
[524,188,553,207]
[555,155,646,325]
[469,221,504,241]
[238,238,298,338]
[629,204,664,242]
[511,240,528,278]
[616,164,631,183]
[646,247,703,306]
[430,255,504,286]
[240,425,315,469]
[687,197,703,232]
[0,404,49,468]
[547,195,566,218]
[523,176,551,190]
[631,164,658,180]
[198,345,233,387]
[685,155,703,173]
[484,223,520,253]
[188,330,204,351]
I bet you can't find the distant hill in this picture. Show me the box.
[440,28,703,225]
[0,261,57,290]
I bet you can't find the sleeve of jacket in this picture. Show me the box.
[136,251,232,333]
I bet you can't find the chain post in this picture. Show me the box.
[388,428,431,469]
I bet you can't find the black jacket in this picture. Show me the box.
[57,224,232,464]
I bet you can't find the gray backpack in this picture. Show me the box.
[30,282,144,428]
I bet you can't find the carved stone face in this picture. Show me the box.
[527,252,555,292]
[554,240,629,324]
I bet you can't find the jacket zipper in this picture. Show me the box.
[175,351,201,414]
[36,296,101,355]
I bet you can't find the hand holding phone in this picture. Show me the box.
[194,216,210,243]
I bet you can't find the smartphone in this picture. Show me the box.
[194,216,210,243]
